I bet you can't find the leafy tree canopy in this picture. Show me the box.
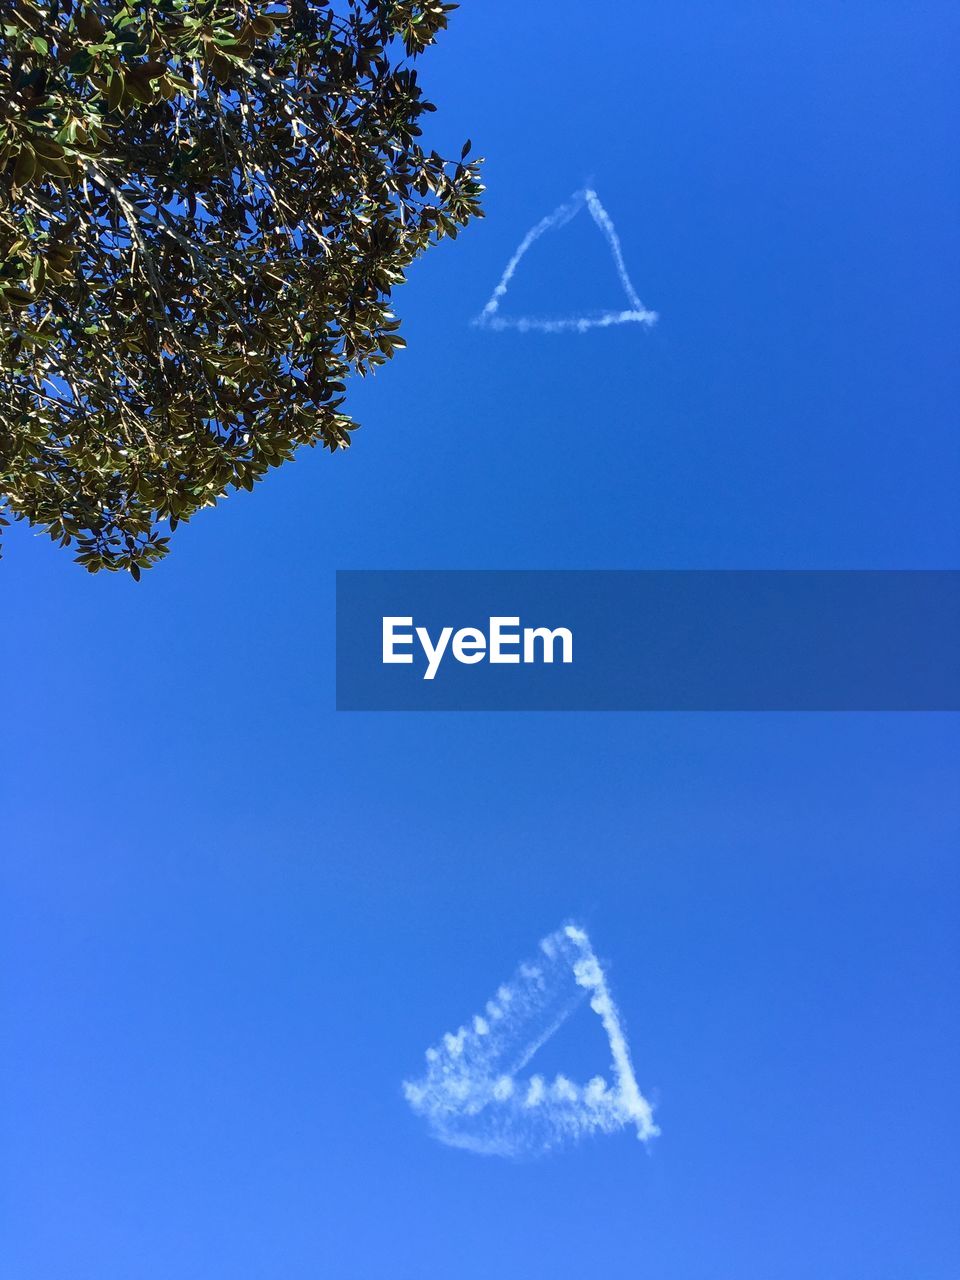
[0,0,482,575]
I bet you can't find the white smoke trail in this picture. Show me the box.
[583,188,646,314]
[475,188,657,334]
[403,924,659,1158]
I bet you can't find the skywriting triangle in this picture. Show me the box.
[474,188,657,334]
[403,923,658,1157]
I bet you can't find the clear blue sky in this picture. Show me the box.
[2,2,959,1276]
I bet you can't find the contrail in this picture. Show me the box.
[475,188,657,334]
[403,923,659,1158]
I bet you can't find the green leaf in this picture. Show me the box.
[0,0,481,575]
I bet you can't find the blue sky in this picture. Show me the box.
[2,1,959,1276]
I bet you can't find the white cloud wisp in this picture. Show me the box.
[403,924,659,1158]
[474,188,658,334]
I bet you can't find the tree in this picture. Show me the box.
[0,0,482,575]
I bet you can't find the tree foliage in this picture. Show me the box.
[0,0,482,574]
